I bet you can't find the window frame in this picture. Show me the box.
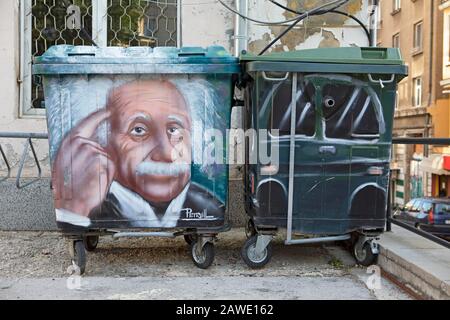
[395,90,399,109]
[392,0,401,14]
[19,0,182,118]
[444,12,450,67]
[392,33,400,49]
[413,21,424,54]
[413,76,423,107]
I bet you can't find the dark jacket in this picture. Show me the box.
[88,182,225,229]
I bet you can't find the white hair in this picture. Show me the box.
[169,77,226,174]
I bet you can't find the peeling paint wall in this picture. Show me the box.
[181,0,370,54]
[247,0,369,54]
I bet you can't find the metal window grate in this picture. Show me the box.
[30,0,93,109]
[25,0,178,111]
[107,0,178,47]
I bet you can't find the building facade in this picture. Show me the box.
[378,0,448,206]
[424,0,450,198]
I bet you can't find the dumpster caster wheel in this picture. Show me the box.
[353,241,378,267]
[241,235,272,269]
[184,234,198,246]
[191,240,215,269]
[83,235,99,252]
[72,240,86,275]
[245,219,257,239]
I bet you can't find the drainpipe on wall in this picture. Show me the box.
[231,0,248,177]
[422,0,435,197]
[369,0,380,47]
[234,0,248,56]
[428,0,435,109]
[425,0,435,159]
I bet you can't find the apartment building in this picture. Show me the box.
[378,0,447,205]
[423,0,450,198]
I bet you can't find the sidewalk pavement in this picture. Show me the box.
[378,225,450,300]
[0,230,411,300]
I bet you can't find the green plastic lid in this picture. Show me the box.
[241,47,404,65]
[241,47,407,76]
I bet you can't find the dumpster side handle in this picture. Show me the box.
[368,74,395,89]
[262,71,290,82]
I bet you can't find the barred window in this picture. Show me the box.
[21,0,179,115]
[107,0,177,47]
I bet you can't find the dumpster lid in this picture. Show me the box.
[240,47,404,65]
[241,47,407,76]
[33,45,239,74]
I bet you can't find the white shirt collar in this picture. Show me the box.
[109,180,190,228]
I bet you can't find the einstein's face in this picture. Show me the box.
[108,80,192,204]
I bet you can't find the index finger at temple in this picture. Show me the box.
[72,109,111,139]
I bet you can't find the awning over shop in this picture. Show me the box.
[419,154,450,175]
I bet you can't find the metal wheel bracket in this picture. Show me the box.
[255,235,272,254]
[369,240,380,255]
[195,236,214,257]
[355,235,379,255]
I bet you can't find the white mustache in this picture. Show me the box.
[136,161,190,177]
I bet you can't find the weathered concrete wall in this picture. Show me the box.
[181,0,235,52]
[247,0,370,54]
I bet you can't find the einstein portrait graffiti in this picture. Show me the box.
[46,76,230,229]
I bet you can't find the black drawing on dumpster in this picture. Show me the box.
[253,74,388,231]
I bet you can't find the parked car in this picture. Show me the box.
[393,198,450,239]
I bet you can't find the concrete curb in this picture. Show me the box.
[378,245,450,300]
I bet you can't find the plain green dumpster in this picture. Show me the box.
[33,45,239,272]
[239,47,408,268]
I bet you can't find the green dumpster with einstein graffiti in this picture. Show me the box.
[239,47,408,268]
[33,45,239,273]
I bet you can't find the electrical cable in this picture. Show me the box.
[58,0,365,50]
[268,0,370,42]
[257,0,350,55]
[217,0,343,26]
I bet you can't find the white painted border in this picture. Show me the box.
[20,0,45,118]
